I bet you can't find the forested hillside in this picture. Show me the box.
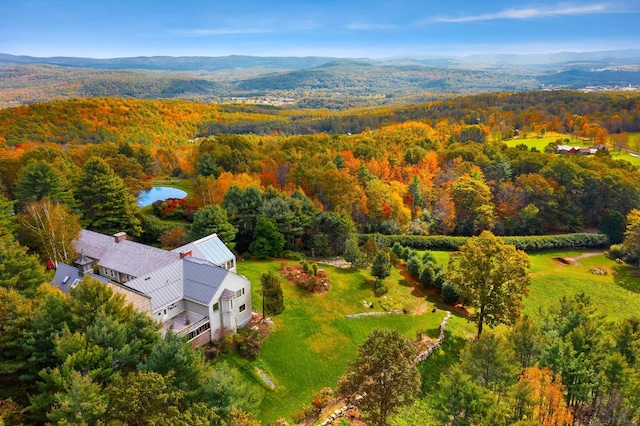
[1,91,639,247]
[1,90,640,425]
[2,51,640,108]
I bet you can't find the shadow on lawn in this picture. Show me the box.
[612,264,640,293]
[418,332,467,395]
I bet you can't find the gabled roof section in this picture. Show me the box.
[124,260,184,311]
[98,239,179,278]
[174,233,234,267]
[52,263,109,294]
[182,257,230,305]
[74,229,113,260]
[219,289,236,300]
[74,229,180,278]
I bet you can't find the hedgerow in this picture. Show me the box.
[358,233,609,252]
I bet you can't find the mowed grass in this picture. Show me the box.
[232,249,640,423]
[236,259,457,423]
[503,132,640,165]
[503,133,566,151]
[525,250,640,321]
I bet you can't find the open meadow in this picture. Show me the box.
[235,258,472,423]
[233,248,640,423]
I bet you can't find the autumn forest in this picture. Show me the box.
[1,89,640,425]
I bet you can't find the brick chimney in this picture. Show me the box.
[114,232,127,243]
[180,250,192,259]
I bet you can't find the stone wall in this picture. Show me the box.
[319,311,452,426]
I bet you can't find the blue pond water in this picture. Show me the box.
[137,186,187,207]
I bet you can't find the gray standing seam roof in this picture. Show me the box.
[52,263,110,294]
[74,229,113,260]
[182,257,229,305]
[173,233,234,267]
[124,260,184,311]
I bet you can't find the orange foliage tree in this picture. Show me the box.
[516,367,573,426]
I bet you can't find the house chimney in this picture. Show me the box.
[180,250,192,259]
[114,232,127,243]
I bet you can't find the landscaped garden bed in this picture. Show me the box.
[278,261,332,293]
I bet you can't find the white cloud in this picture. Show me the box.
[431,3,612,23]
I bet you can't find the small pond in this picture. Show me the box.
[137,186,187,207]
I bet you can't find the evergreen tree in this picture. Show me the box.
[15,160,73,207]
[261,271,284,316]
[249,216,285,259]
[75,157,142,237]
[187,205,237,248]
[371,251,391,282]
[344,238,363,269]
[199,362,264,419]
[0,216,47,295]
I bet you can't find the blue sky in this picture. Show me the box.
[1,0,638,58]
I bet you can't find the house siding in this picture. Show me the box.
[106,282,152,314]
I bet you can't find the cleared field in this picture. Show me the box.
[232,248,640,423]
[235,258,470,423]
[525,250,640,321]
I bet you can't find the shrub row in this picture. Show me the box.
[359,233,609,252]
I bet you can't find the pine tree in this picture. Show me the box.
[16,160,73,206]
[371,251,391,282]
[75,157,142,237]
[187,205,237,248]
[261,271,284,316]
[0,195,46,295]
[249,216,285,259]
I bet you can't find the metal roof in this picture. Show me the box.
[52,263,110,294]
[182,257,229,305]
[74,230,179,278]
[124,260,184,311]
[173,233,234,267]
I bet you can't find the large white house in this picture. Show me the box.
[52,230,251,347]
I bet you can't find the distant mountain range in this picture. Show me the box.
[1,50,639,109]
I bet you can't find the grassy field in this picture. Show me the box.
[503,133,565,151]
[503,132,640,165]
[525,250,640,321]
[235,258,472,423]
[231,249,640,423]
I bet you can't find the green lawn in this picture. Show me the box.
[610,149,640,166]
[525,250,640,321]
[503,134,566,151]
[236,259,465,423]
[231,249,640,423]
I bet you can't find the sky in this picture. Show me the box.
[1,0,639,59]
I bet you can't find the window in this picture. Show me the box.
[235,288,245,299]
[239,304,246,313]
[212,302,219,312]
